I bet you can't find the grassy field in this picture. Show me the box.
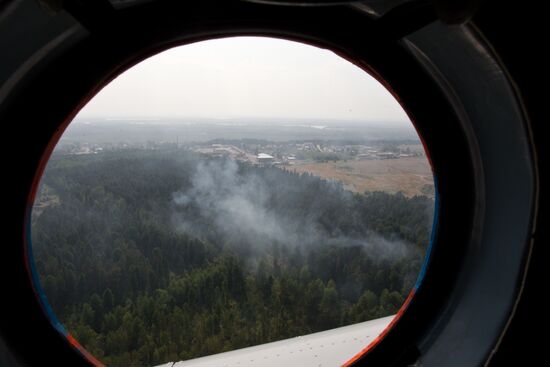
[290,156,434,198]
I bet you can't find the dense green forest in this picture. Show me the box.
[32,148,434,366]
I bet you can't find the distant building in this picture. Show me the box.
[257,153,275,165]
[376,152,399,159]
[276,155,297,166]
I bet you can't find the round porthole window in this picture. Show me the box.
[30,37,436,367]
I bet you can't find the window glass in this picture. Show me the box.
[31,37,435,367]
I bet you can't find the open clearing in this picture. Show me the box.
[290,156,434,198]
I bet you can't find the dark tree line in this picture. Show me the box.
[32,148,434,366]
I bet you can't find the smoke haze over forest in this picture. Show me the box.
[172,158,418,263]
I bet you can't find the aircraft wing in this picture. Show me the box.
[156,315,393,367]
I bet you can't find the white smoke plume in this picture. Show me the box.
[172,158,419,261]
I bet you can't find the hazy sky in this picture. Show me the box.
[77,37,410,124]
